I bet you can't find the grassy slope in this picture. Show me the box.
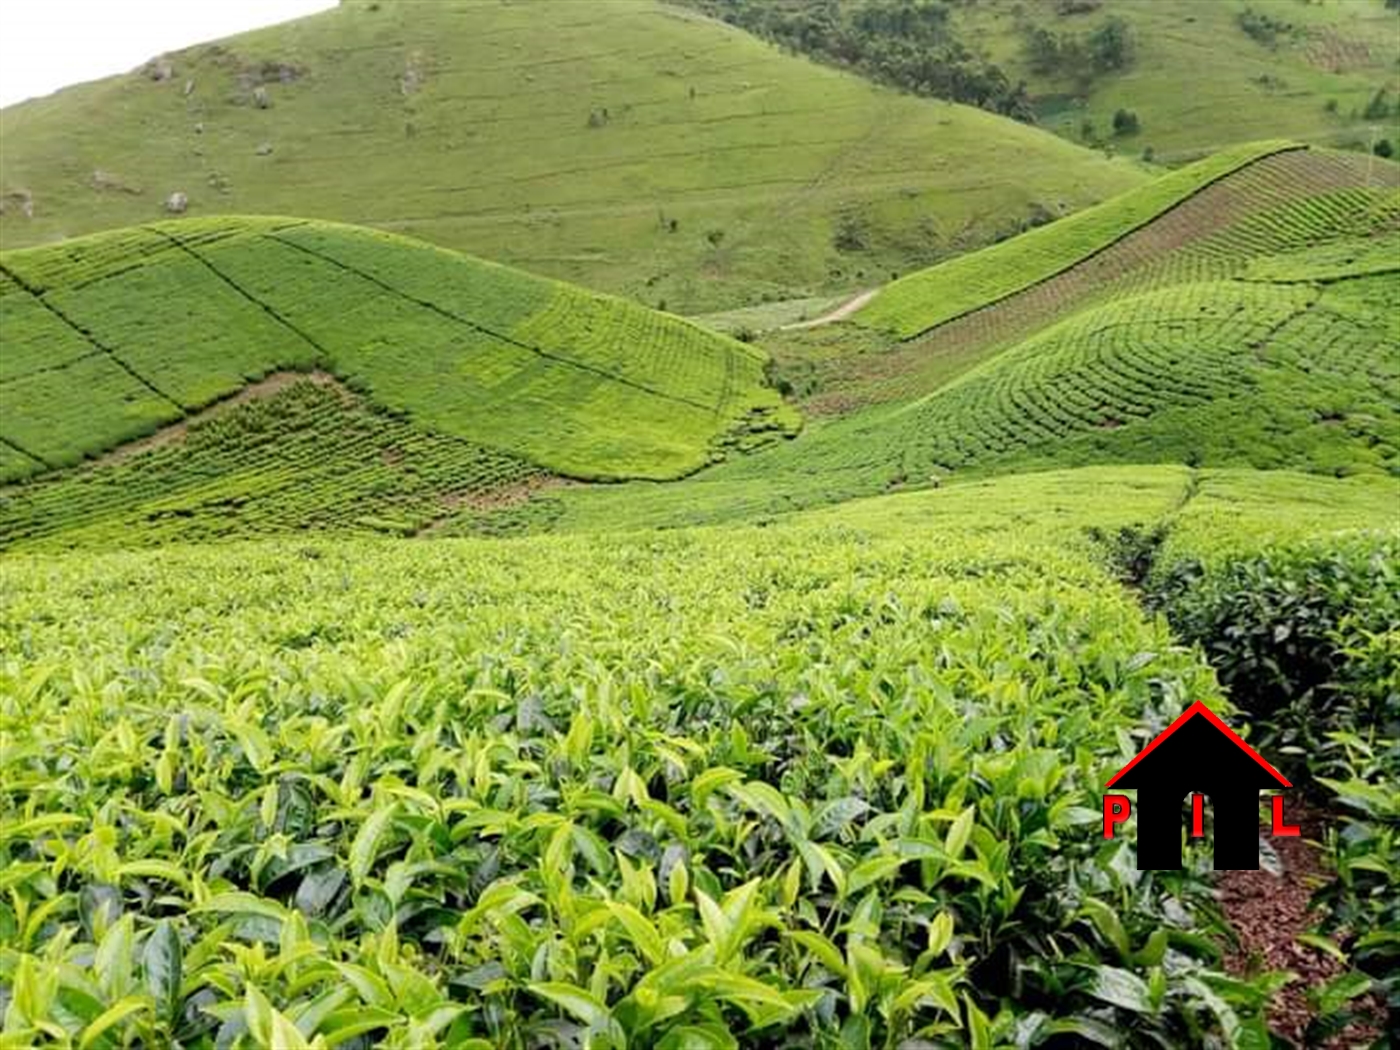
[0,0,1146,313]
[949,0,1400,159]
[0,216,791,483]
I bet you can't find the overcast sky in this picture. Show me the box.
[0,0,336,108]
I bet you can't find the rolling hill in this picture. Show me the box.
[0,216,793,499]
[0,0,1147,313]
[7,144,1393,550]
[5,7,1400,1048]
[521,144,1400,532]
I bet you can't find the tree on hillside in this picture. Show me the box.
[1090,17,1135,72]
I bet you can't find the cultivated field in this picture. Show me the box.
[0,217,792,485]
[2,466,1395,1047]
[2,4,1398,1046]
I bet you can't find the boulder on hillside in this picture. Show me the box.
[91,171,141,195]
[0,190,34,219]
[256,142,273,156]
[164,191,188,214]
[145,57,174,82]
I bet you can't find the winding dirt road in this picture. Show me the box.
[779,288,877,330]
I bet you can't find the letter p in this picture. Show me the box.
[1103,794,1131,838]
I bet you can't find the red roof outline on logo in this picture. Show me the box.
[1105,701,1291,789]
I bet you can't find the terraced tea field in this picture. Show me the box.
[0,377,547,552]
[855,140,1300,339]
[0,217,793,485]
[2,465,1393,1048]
[828,145,1399,414]
[531,149,1400,535]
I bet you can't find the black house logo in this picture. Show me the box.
[1102,701,1297,870]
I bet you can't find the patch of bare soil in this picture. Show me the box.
[91,370,345,468]
[415,476,577,536]
[1218,801,1384,1047]
[1302,29,1373,74]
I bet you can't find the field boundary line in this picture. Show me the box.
[0,434,51,471]
[264,231,725,415]
[885,143,1308,343]
[0,348,109,387]
[0,261,185,411]
[140,225,333,370]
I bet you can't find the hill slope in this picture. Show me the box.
[525,147,1400,532]
[0,0,1146,312]
[0,216,791,484]
[948,0,1400,159]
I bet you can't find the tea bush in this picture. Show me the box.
[0,517,1279,1048]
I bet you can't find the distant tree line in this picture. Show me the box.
[678,0,1036,122]
[1022,16,1135,86]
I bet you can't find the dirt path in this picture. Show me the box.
[780,288,877,330]
[1218,802,1383,1047]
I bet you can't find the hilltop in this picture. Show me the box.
[0,0,1145,313]
[0,216,790,498]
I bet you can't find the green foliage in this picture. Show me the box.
[0,217,792,484]
[1113,109,1141,137]
[0,379,542,552]
[949,0,1400,157]
[856,140,1297,337]
[1147,493,1400,1038]
[1146,533,1400,751]
[679,0,1036,121]
[1308,732,1400,1037]
[1024,15,1135,85]
[1236,7,1294,49]
[0,493,1283,1047]
[0,0,1144,313]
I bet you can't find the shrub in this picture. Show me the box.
[1237,7,1293,48]
[1113,108,1141,136]
[1147,533,1400,752]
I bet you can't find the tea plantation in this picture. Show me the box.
[2,4,1399,1045]
[2,465,1394,1047]
[0,217,793,485]
[0,0,1146,314]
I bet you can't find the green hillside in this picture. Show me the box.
[518,146,1400,533]
[6,5,1400,1047]
[0,0,1147,313]
[0,216,792,485]
[688,0,1400,161]
[949,0,1400,159]
[856,139,1299,337]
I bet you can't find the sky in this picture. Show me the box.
[0,0,337,108]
